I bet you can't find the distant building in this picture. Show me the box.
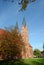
[41,43,44,58]
[41,51,44,58]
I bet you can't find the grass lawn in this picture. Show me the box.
[0,58,44,65]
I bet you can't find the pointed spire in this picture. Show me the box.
[22,18,26,27]
[15,22,19,31]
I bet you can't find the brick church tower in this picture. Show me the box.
[21,18,33,58]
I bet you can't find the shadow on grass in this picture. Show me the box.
[0,59,30,65]
[0,59,44,65]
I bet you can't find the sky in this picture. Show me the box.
[0,0,44,51]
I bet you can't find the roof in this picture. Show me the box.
[41,51,44,53]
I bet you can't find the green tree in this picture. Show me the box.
[34,49,41,58]
[4,0,36,11]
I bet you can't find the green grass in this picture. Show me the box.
[0,58,44,65]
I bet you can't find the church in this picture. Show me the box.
[0,18,33,59]
[20,18,33,58]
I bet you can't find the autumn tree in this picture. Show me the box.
[0,23,24,60]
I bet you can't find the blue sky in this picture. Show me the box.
[0,0,44,51]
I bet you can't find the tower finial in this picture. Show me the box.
[15,22,19,31]
[22,18,26,27]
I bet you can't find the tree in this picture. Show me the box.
[0,24,24,60]
[3,0,36,11]
[34,49,41,58]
